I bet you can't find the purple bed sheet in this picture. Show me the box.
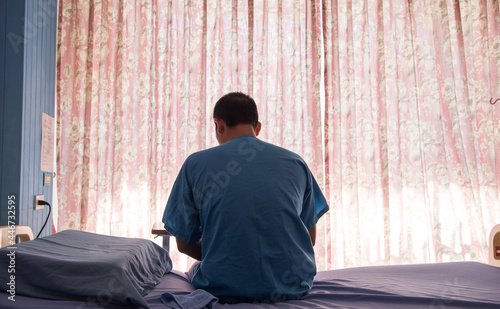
[1,261,499,308]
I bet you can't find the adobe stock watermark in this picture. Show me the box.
[7,1,58,54]
[263,257,316,304]
[419,277,462,309]
[5,195,17,302]
[75,268,134,308]
[179,138,266,220]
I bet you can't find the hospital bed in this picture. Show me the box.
[0,226,499,309]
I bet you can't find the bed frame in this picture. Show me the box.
[0,225,33,248]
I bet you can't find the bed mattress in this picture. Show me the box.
[1,261,499,308]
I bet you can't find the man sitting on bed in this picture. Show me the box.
[162,92,329,304]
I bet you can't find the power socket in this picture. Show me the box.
[34,195,44,210]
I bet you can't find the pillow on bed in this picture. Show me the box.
[0,229,171,309]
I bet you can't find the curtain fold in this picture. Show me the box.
[322,0,500,269]
[56,0,324,271]
[57,1,168,238]
[56,0,500,271]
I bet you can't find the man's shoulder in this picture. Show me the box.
[185,137,306,164]
[185,146,220,162]
[263,141,305,160]
[183,144,230,168]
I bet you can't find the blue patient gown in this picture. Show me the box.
[163,135,329,304]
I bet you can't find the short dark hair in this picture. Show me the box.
[213,92,259,129]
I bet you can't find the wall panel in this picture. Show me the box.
[0,0,57,239]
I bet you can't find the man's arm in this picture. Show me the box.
[309,225,316,246]
[176,238,202,261]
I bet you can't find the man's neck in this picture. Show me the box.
[225,124,257,141]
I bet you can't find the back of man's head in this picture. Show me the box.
[213,92,259,129]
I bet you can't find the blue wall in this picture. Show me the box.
[0,0,57,238]
[0,0,25,227]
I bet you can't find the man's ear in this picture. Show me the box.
[255,122,262,136]
[214,119,225,135]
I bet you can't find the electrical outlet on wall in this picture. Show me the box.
[34,195,44,210]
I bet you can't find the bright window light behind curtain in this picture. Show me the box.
[321,0,500,269]
[56,0,500,272]
[56,0,324,271]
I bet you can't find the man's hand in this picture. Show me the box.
[309,226,316,246]
[176,238,202,261]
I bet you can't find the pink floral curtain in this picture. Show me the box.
[57,0,170,240]
[56,0,500,272]
[322,0,500,269]
[56,0,323,271]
